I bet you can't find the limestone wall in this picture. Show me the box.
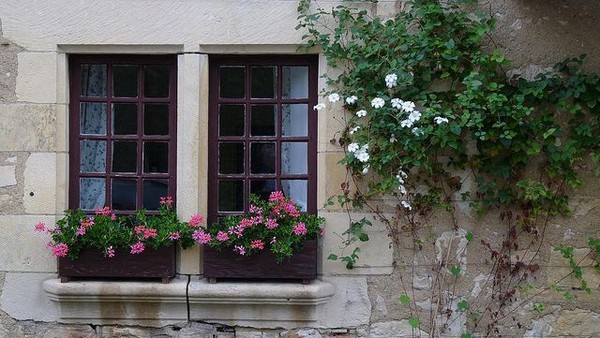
[0,0,598,337]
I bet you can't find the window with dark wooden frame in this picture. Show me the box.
[208,55,319,223]
[69,55,177,213]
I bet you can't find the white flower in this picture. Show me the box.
[345,95,358,105]
[313,103,326,111]
[401,200,412,210]
[434,116,449,125]
[398,169,408,179]
[408,110,421,122]
[385,73,398,88]
[412,127,424,136]
[391,98,402,110]
[371,97,385,109]
[390,134,397,143]
[395,174,405,185]
[356,109,367,117]
[401,100,416,113]
[361,165,370,174]
[400,119,414,128]
[347,142,359,153]
[328,93,340,103]
[398,185,407,195]
[355,148,370,163]
[349,126,360,135]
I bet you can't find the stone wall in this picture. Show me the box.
[0,0,598,337]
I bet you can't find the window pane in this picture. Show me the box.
[144,142,169,173]
[282,104,308,137]
[112,103,137,135]
[251,66,276,98]
[81,64,107,97]
[80,102,107,135]
[143,179,169,210]
[282,66,308,99]
[80,178,106,210]
[112,178,137,210]
[218,180,243,211]
[281,142,307,174]
[112,141,137,172]
[250,142,275,174]
[144,66,170,98]
[219,142,244,174]
[144,104,169,135]
[250,180,276,201]
[282,180,307,212]
[113,65,138,97]
[80,140,106,173]
[219,104,245,136]
[251,105,276,136]
[220,66,245,99]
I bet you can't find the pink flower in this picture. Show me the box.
[270,237,277,244]
[293,222,307,236]
[216,231,229,242]
[134,225,146,234]
[192,230,212,244]
[269,191,285,202]
[110,214,117,221]
[35,222,46,232]
[106,246,115,258]
[76,226,86,236]
[143,227,157,239]
[265,218,278,229]
[320,227,325,236]
[51,243,69,257]
[130,241,145,254]
[283,201,300,218]
[188,214,204,227]
[169,232,180,241]
[238,218,254,230]
[81,217,94,228]
[233,245,246,256]
[95,206,111,216]
[249,204,263,215]
[251,239,265,250]
[160,196,173,206]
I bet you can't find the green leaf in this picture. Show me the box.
[408,317,420,329]
[359,233,369,241]
[327,253,338,260]
[450,265,462,277]
[461,334,473,338]
[457,299,469,311]
[543,128,557,139]
[465,231,473,242]
[399,294,411,306]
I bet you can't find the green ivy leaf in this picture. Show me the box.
[399,294,411,306]
[465,231,473,242]
[457,299,469,311]
[450,265,462,277]
[408,317,420,329]
[327,253,338,260]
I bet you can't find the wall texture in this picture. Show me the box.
[0,0,598,337]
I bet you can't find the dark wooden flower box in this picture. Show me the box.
[58,246,176,283]
[203,240,317,283]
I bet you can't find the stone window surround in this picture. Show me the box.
[45,44,335,328]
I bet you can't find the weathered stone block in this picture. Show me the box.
[0,215,56,271]
[0,166,16,187]
[0,273,58,322]
[554,309,600,337]
[16,52,57,103]
[0,104,57,152]
[547,247,600,290]
[23,152,57,214]
[320,277,370,328]
[370,321,429,338]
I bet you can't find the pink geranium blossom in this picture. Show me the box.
[293,222,307,236]
[51,243,69,257]
[188,214,204,227]
[143,227,157,239]
[233,245,246,255]
[35,222,45,232]
[76,226,86,236]
[169,232,180,240]
[269,191,285,202]
[251,239,265,250]
[106,246,115,258]
[160,196,173,206]
[216,231,229,242]
[265,218,278,229]
[192,230,212,244]
[130,241,145,254]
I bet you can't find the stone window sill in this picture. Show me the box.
[43,277,335,329]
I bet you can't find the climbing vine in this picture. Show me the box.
[297,0,600,336]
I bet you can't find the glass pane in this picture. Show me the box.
[112,103,137,135]
[143,179,169,210]
[219,142,244,174]
[144,142,169,173]
[282,66,308,99]
[113,65,138,97]
[282,104,308,137]
[81,64,107,97]
[220,66,245,98]
[80,178,106,210]
[144,66,170,98]
[80,140,106,173]
[281,142,307,174]
[218,180,243,212]
[250,180,276,201]
[250,142,275,174]
[219,104,245,136]
[282,180,307,212]
[112,141,137,172]
[251,105,276,136]
[80,102,107,135]
[251,66,276,98]
[144,104,169,135]
[112,178,137,210]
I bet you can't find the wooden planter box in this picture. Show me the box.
[58,246,176,283]
[204,240,317,283]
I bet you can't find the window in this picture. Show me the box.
[69,55,177,212]
[208,55,319,222]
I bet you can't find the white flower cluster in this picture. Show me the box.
[371,97,385,109]
[313,103,326,111]
[346,95,358,105]
[356,109,367,117]
[434,116,449,124]
[396,169,410,209]
[385,73,398,88]
[328,93,340,103]
[347,142,369,163]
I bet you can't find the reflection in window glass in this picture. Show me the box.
[144,66,170,98]
[80,178,105,210]
[251,142,275,174]
[144,142,169,173]
[250,180,276,201]
[251,66,276,98]
[219,142,244,174]
[112,179,137,210]
[251,105,276,136]
[219,180,244,211]
[281,142,307,174]
[144,104,169,135]
[113,65,138,97]
[81,64,107,97]
[282,104,308,136]
[219,105,245,136]
[112,141,137,172]
[80,102,107,135]
[80,140,106,173]
[112,103,137,135]
[282,180,307,212]
[143,179,169,209]
[220,67,245,98]
[282,66,308,98]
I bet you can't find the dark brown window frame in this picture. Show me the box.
[68,54,177,213]
[208,55,319,223]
